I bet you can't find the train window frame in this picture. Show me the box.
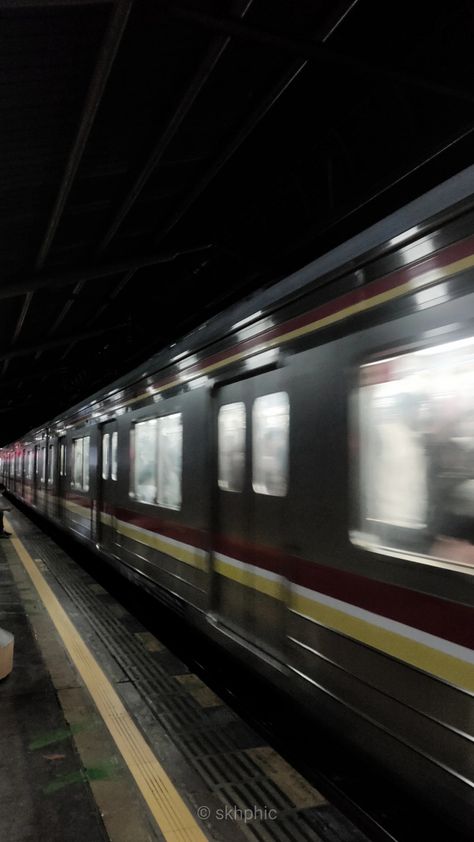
[40,446,46,484]
[59,441,66,477]
[130,417,158,504]
[157,413,182,511]
[252,392,290,497]
[27,450,34,480]
[352,333,474,570]
[130,412,183,508]
[218,402,246,493]
[72,436,90,492]
[111,431,118,482]
[47,444,55,486]
[102,432,110,480]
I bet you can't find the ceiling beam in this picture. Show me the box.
[104,2,357,295]
[154,59,308,246]
[0,243,214,301]
[152,2,358,247]
[96,0,254,255]
[37,0,133,269]
[10,0,133,350]
[41,1,252,362]
[0,366,70,390]
[0,0,112,7]
[0,323,126,362]
[170,5,474,105]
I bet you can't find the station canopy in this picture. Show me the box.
[1,0,474,441]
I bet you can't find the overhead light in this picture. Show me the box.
[237,316,273,342]
[232,310,263,330]
[389,226,419,247]
[170,350,187,363]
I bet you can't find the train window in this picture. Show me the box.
[111,431,118,481]
[102,433,110,480]
[132,419,157,503]
[41,447,46,484]
[157,414,182,510]
[83,438,90,491]
[218,403,246,492]
[59,442,66,477]
[252,392,289,497]
[72,436,90,492]
[27,451,33,479]
[47,445,55,485]
[35,446,39,477]
[354,335,474,568]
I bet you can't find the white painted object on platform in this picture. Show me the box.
[0,627,14,679]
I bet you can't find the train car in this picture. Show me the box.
[2,166,474,834]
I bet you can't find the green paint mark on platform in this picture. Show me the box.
[43,761,119,794]
[44,770,85,794]
[29,724,83,750]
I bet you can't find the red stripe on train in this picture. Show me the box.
[102,504,474,650]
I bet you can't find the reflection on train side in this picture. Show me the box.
[354,335,474,567]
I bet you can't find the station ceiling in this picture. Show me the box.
[1,0,474,442]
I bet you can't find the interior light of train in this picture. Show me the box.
[244,348,279,371]
[361,355,401,368]
[187,376,211,390]
[415,283,449,310]
[177,354,198,370]
[415,335,474,356]
[405,236,435,263]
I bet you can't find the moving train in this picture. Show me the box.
[2,167,474,834]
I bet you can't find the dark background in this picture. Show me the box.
[1,0,474,442]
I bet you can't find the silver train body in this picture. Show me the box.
[2,167,474,834]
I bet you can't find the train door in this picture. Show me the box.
[25,449,34,505]
[39,444,47,509]
[58,437,67,520]
[16,450,23,498]
[212,369,290,659]
[33,445,40,506]
[99,421,119,554]
[46,442,56,518]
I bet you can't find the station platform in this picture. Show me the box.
[0,504,371,842]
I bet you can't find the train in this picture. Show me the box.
[2,166,474,834]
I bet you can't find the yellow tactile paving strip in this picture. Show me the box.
[5,517,208,842]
